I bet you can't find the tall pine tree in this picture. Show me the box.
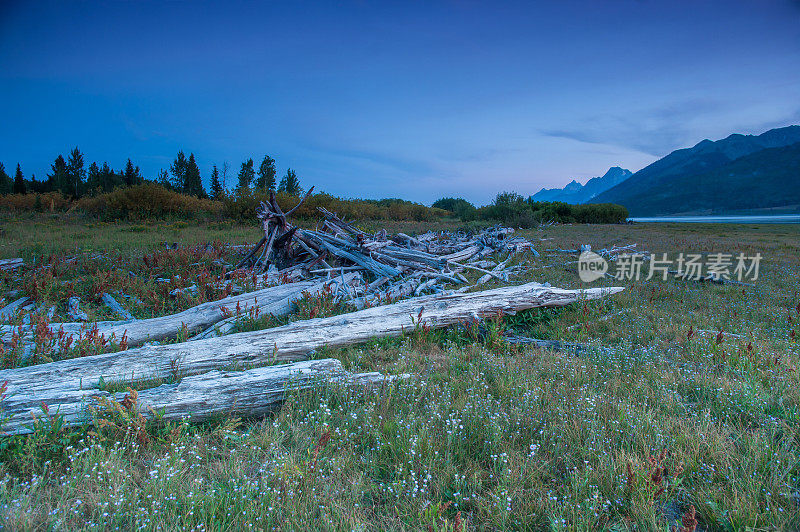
[13,164,26,194]
[123,158,143,187]
[66,147,85,197]
[86,162,101,193]
[170,151,189,191]
[278,168,301,195]
[237,159,255,190]
[101,162,122,192]
[48,155,69,194]
[29,173,44,194]
[209,165,224,199]
[256,155,276,191]
[0,163,10,195]
[184,153,205,197]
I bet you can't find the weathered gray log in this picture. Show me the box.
[477,254,516,285]
[0,282,623,433]
[2,359,403,435]
[101,293,135,321]
[0,297,29,321]
[190,272,361,340]
[441,245,482,262]
[351,278,420,309]
[0,258,24,271]
[1,279,330,346]
[396,233,422,246]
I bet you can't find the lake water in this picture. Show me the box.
[629,215,800,224]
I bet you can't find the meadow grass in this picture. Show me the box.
[0,218,798,530]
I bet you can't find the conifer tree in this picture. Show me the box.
[278,168,301,195]
[30,173,43,194]
[86,162,101,193]
[101,162,122,192]
[13,163,26,194]
[66,147,85,197]
[170,151,188,191]
[256,155,276,191]
[0,163,10,194]
[210,165,224,199]
[184,153,205,196]
[123,158,143,187]
[237,158,255,190]
[48,155,69,194]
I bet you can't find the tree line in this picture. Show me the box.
[433,192,629,225]
[0,149,303,199]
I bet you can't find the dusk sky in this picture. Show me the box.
[1,1,799,204]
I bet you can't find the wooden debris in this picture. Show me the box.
[1,278,340,347]
[101,293,135,321]
[0,258,23,271]
[227,190,539,305]
[0,297,30,321]
[67,297,88,321]
[1,359,404,436]
[0,282,623,434]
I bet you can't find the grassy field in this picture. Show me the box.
[0,215,799,530]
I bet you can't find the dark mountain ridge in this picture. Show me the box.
[591,125,800,215]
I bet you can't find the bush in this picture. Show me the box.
[75,183,222,220]
[0,192,71,212]
[222,190,448,223]
[432,197,477,220]
[471,193,628,226]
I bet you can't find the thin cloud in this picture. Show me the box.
[541,99,734,157]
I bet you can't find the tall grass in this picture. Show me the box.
[0,222,798,530]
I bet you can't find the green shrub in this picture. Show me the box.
[222,190,448,222]
[471,193,628,226]
[432,197,477,219]
[0,192,71,212]
[76,183,222,220]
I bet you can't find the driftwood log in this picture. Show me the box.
[2,359,404,435]
[101,293,135,321]
[0,277,349,347]
[0,258,23,271]
[0,282,623,434]
[0,297,30,321]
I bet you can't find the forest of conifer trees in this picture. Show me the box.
[0,149,299,200]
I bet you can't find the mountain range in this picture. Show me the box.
[532,125,800,216]
[531,167,632,204]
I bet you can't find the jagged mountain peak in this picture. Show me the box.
[530,167,632,204]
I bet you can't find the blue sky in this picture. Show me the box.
[1,0,799,204]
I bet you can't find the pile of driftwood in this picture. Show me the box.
[0,191,626,436]
[228,189,537,305]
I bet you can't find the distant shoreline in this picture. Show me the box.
[629,214,800,224]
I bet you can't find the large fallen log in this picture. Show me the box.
[2,359,403,435]
[0,278,337,347]
[0,282,623,433]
